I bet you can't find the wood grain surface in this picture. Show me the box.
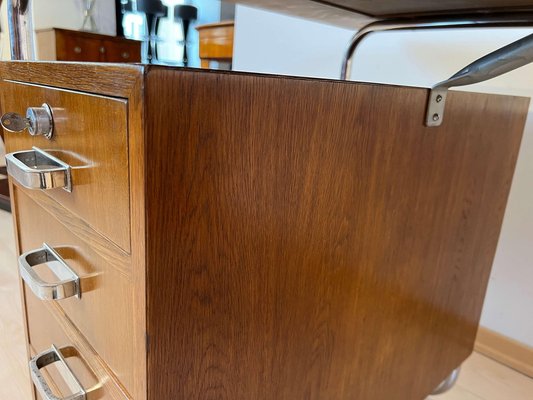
[1,80,131,252]
[0,62,143,99]
[54,28,141,63]
[2,61,529,400]
[196,21,234,68]
[144,67,527,400]
[14,187,136,395]
[25,296,131,400]
[123,61,148,400]
[14,185,130,276]
[1,62,147,400]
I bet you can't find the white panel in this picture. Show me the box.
[233,5,353,79]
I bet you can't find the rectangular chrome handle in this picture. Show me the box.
[5,146,72,192]
[30,345,86,400]
[19,243,81,300]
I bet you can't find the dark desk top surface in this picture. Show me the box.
[316,0,533,18]
[233,0,533,29]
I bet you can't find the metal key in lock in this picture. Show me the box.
[0,103,54,139]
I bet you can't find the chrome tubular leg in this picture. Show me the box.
[426,32,533,126]
[340,12,533,80]
[431,367,461,396]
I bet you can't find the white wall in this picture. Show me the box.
[32,0,116,35]
[0,0,116,60]
[234,5,533,347]
[233,6,353,79]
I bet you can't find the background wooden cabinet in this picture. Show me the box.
[36,28,141,63]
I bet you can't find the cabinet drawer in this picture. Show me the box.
[55,30,103,62]
[26,299,129,400]
[102,39,141,63]
[16,187,135,395]
[1,80,131,252]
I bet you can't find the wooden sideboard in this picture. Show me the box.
[36,28,141,63]
[196,21,234,69]
[0,62,527,400]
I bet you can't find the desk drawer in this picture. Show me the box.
[1,80,131,252]
[26,298,129,400]
[55,30,104,62]
[16,187,135,395]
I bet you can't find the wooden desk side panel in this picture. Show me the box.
[144,69,526,399]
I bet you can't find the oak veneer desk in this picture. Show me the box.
[0,61,527,400]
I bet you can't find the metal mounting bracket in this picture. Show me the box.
[426,33,533,126]
[340,13,533,127]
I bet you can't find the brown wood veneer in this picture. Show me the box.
[143,68,527,399]
[1,82,131,252]
[0,62,527,400]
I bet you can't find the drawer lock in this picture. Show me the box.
[0,103,54,139]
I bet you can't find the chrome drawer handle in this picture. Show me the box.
[5,147,72,192]
[19,243,81,300]
[30,345,86,400]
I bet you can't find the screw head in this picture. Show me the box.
[436,95,443,103]
[432,113,440,121]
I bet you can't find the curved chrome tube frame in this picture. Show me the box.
[340,12,533,80]
[431,367,461,395]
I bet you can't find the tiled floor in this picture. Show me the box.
[0,209,531,399]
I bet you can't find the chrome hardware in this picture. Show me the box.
[27,103,54,137]
[431,367,461,395]
[1,112,30,132]
[340,13,533,81]
[74,46,82,54]
[5,147,72,192]
[339,13,533,127]
[0,103,54,138]
[19,243,81,300]
[30,345,86,400]
[426,33,533,126]
[121,51,130,59]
